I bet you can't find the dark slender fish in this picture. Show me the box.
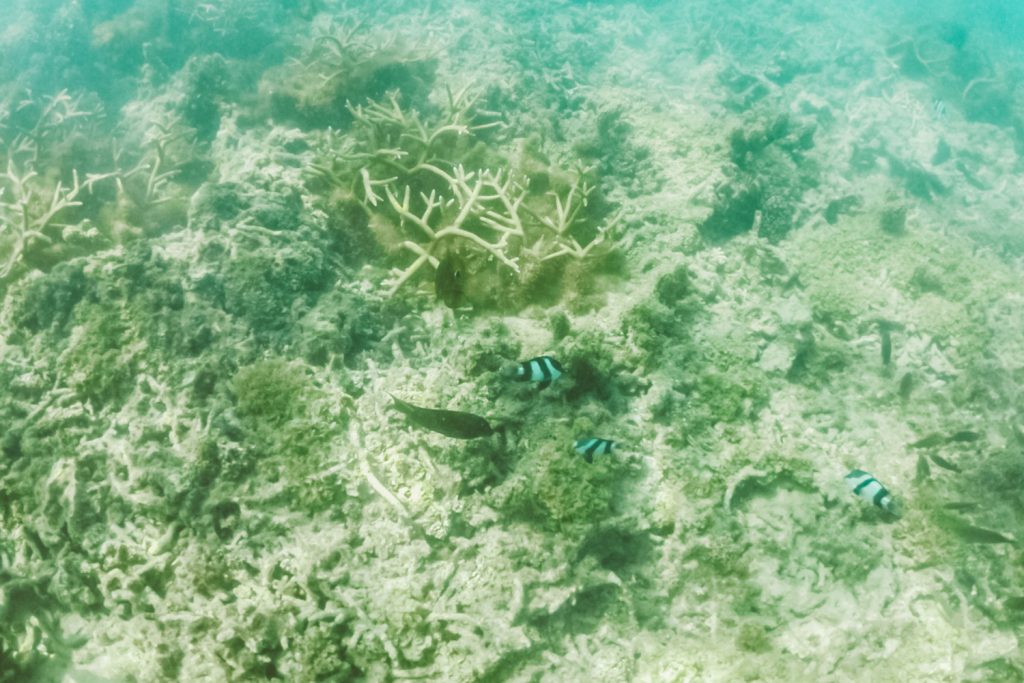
[929,453,961,473]
[435,252,466,309]
[390,395,493,439]
[948,430,981,443]
[914,454,931,482]
[898,372,914,401]
[909,433,945,449]
[880,328,892,366]
[946,522,1016,544]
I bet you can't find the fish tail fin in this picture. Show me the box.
[389,394,412,416]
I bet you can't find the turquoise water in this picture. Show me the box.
[1,1,1023,681]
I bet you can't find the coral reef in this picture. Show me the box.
[1,1,1023,681]
[306,89,622,308]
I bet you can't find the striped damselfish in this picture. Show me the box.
[845,469,901,517]
[574,438,616,463]
[514,355,564,389]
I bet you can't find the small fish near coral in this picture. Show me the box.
[434,251,466,309]
[390,395,494,439]
[928,452,961,473]
[908,433,946,449]
[942,520,1017,545]
[909,430,981,448]
[513,355,564,390]
[845,469,901,517]
[898,372,914,401]
[574,437,616,464]
[1004,597,1024,611]
[914,453,931,483]
[948,430,981,443]
[875,320,902,367]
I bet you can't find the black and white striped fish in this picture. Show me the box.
[932,98,946,120]
[513,355,564,389]
[574,438,616,463]
[845,469,901,516]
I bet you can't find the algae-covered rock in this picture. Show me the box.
[57,302,138,407]
[232,358,309,425]
[179,53,233,142]
[700,112,817,244]
[221,244,333,333]
[699,177,762,243]
[10,262,91,335]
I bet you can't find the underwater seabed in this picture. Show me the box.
[1,0,1023,680]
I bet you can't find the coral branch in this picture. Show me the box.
[0,159,117,278]
[312,91,613,298]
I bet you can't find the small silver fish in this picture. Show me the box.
[846,469,901,516]
[932,98,946,120]
[514,356,564,390]
[574,438,616,464]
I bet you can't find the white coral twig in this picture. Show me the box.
[0,160,115,278]
[382,165,527,294]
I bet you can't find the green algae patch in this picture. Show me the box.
[230,358,348,511]
[221,243,334,334]
[493,440,622,535]
[232,358,311,425]
[58,303,140,408]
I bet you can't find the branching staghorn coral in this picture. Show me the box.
[382,164,525,293]
[113,116,190,212]
[0,161,115,279]
[0,91,196,280]
[266,14,444,129]
[2,90,101,172]
[183,0,275,39]
[381,163,617,294]
[313,89,620,297]
[312,87,501,200]
[12,89,99,145]
[0,89,160,280]
[303,18,397,90]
